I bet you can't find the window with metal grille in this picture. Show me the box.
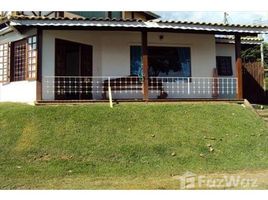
[0,43,9,82]
[27,36,37,79]
[13,39,27,81]
[216,56,233,76]
[12,36,37,81]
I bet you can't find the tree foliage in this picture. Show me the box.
[241,43,268,68]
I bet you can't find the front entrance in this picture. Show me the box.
[55,39,93,100]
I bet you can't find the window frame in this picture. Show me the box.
[12,38,27,82]
[0,43,10,83]
[27,35,37,80]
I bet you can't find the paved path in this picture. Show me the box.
[256,109,268,124]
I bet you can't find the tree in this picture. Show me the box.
[241,42,268,68]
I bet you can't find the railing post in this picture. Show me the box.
[187,77,190,95]
[108,77,113,108]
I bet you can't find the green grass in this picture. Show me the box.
[0,103,267,189]
[265,78,268,90]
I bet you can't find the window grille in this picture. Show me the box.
[0,43,9,82]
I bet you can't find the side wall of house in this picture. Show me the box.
[0,29,37,103]
[0,81,36,103]
[42,30,217,100]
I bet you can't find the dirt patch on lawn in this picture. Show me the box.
[14,122,39,152]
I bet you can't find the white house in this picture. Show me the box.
[0,11,267,103]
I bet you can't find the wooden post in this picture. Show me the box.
[235,35,243,100]
[141,31,149,101]
[212,68,219,98]
[260,40,264,67]
[36,28,43,101]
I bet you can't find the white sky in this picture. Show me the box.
[155,11,268,41]
[155,11,268,25]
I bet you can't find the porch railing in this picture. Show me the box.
[43,76,238,100]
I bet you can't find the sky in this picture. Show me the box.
[155,11,268,25]
[155,11,268,41]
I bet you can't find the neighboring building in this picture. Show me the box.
[0,11,268,103]
[0,11,159,21]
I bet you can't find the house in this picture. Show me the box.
[0,11,268,103]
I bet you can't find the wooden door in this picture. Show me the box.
[55,39,93,100]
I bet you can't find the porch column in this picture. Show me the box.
[235,34,243,99]
[141,31,149,101]
[36,28,43,101]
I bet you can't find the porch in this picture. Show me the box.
[40,30,241,102]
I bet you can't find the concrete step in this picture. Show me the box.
[259,114,268,118]
[256,110,268,117]
[257,109,268,111]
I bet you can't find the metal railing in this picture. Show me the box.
[43,76,238,100]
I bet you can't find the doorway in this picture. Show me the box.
[55,39,93,100]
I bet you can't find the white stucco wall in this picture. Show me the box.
[0,81,36,103]
[42,30,217,100]
[0,29,37,103]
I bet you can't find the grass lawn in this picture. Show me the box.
[0,102,267,189]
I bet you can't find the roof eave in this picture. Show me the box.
[8,19,268,35]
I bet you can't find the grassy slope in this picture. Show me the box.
[0,103,267,189]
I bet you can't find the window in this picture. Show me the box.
[0,43,9,82]
[130,46,191,77]
[216,56,233,76]
[12,36,37,81]
[27,36,37,79]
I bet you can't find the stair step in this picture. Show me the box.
[257,109,268,113]
[258,112,268,116]
[259,114,268,118]
[257,110,268,117]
